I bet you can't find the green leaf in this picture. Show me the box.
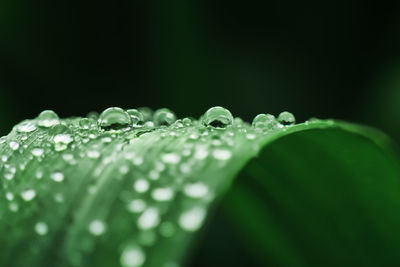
[1,108,399,267]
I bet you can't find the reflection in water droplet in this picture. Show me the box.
[120,244,146,267]
[37,110,60,128]
[202,106,233,128]
[98,107,131,130]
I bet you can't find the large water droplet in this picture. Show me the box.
[37,110,60,128]
[17,121,37,133]
[202,106,233,128]
[153,108,176,126]
[252,113,277,130]
[98,107,131,130]
[120,244,146,267]
[277,111,296,126]
[126,109,144,126]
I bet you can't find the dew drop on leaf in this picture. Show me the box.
[134,179,149,193]
[126,109,144,126]
[201,106,233,128]
[127,199,146,213]
[120,244,146,267]
[153,108,176,126]
[20,189,36,201]
[9,141,20,151]
[252,113,277,130]
[212,148,232,161]
[137,207,160,230]
[277,111,296,126]
[35,221,49,236]
[98,107,132,130]
[151,187,174,201]
[178,206,206,232]
[183,182,209,198]
[50,171,64,182]
[16,121,37,133]
[88,220,107,236]
[37,110,60,128]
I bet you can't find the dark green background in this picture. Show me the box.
[1,0,400,139]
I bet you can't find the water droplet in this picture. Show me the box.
[126,109,144,126]
[0,136,6,144]
[50,124,71,136]
[21,189,36,201]
[178,206,206,232]
[37,110,60,128]
[89,220,107,236]
[31,147,44,157]
[277,111,296,126]
[161,153,181,164]
[51,171,64,182]
[127,199,146,213]
[134,179,149,193]
[151,187,174,201]
[79,118,94,129]
[252,113,277,130]
[183,182,209,198]
[87,150,101,159]
[9,141,20,151]
[120,244,146,267]
[35,221,48,236]
[212,148,232,161]
[137,207,160,230]
[98,107,131,130]
[6,192,14,201]
[153,108,176,126]
[202,106,233,128]
[1,155,8,162]
[17,121,37,133]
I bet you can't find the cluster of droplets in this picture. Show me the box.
[0,106,298,267]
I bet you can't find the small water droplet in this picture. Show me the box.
[37,110,60,128]
[277,111,296,126]
[153,108,176,126]
[87,150,101,159]
[89,220,107,236]
[134,179,149,193]
[161,153,181,164]
[6,192,14,201]
[31,147,44,157]
[151,187,174,201]
[21,189,36,201]
[183,182,209,198]
[178,206,206,232]
[212,148,232,161]
[137,207,160,230]
[17,121,37,133]
[9,141,20,151]
[35,221,48,236]
[127,199,146,213]
[120,244,146,267]
[202,106,233,128]
[51,171,64,182]
[79,118,94,129]
[98,107,131,130]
